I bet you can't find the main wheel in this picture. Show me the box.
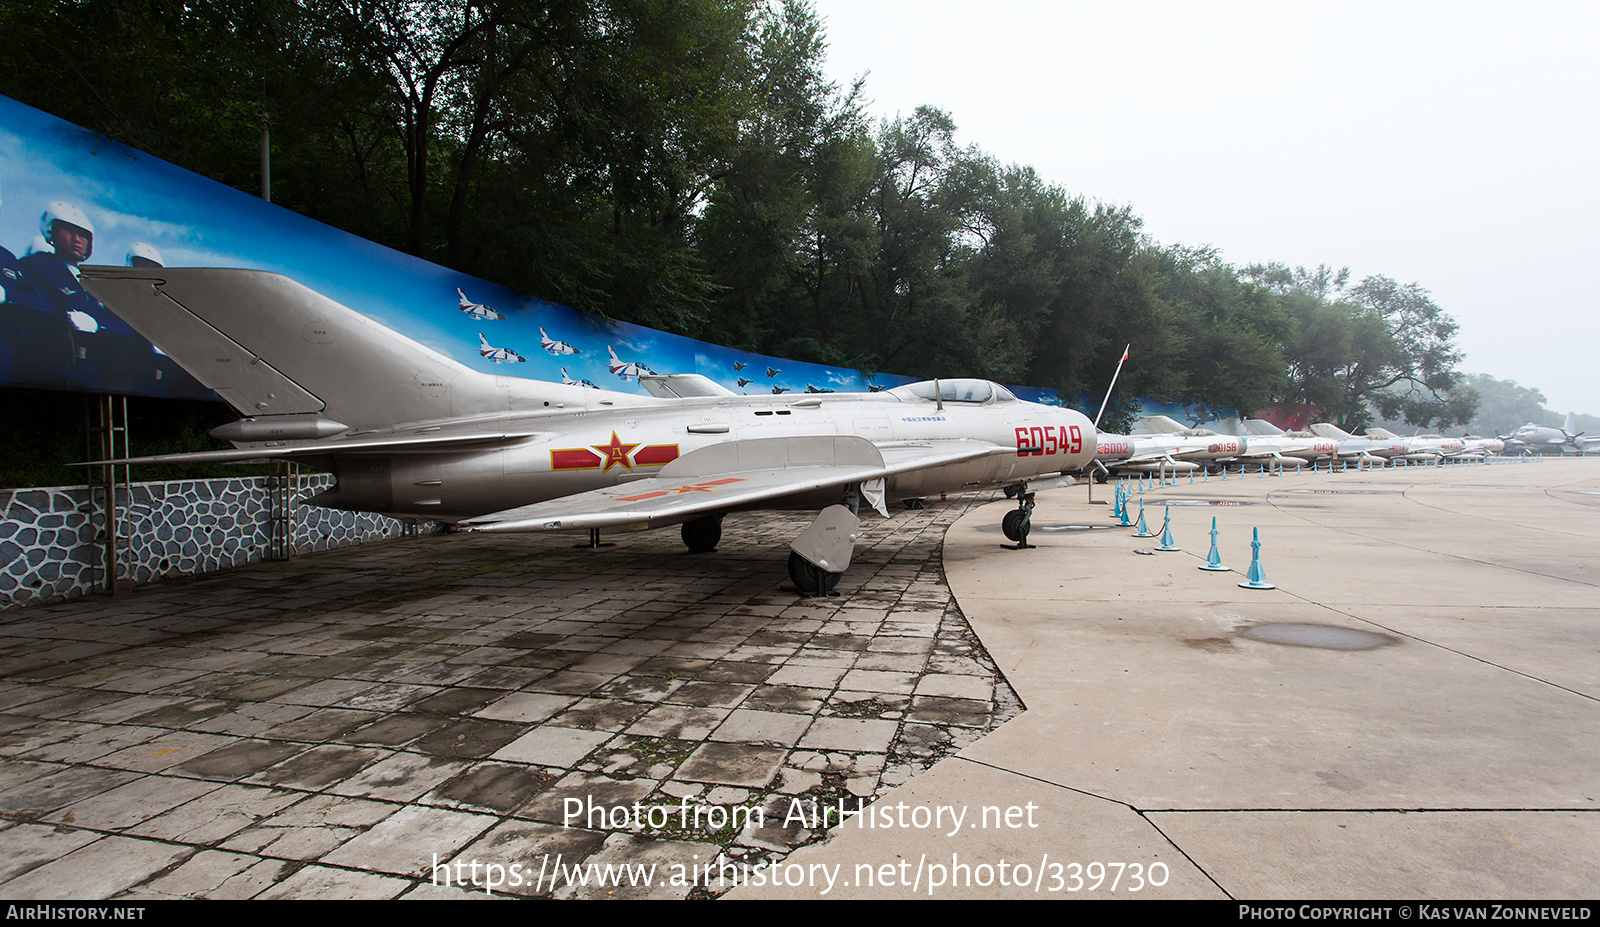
[1093,470,1109,484]
[788,551,840,595]
[1002,509,1028,542]
[681,515,722,553]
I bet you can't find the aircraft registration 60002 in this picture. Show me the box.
[78,267,1096,594]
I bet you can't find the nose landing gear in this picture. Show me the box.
[1001,490,1036,549]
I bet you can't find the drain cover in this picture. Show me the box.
[1242,623,1396,650]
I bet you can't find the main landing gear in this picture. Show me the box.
[789,483,874,597]
[681,514,723,553]
[788,550,841,596]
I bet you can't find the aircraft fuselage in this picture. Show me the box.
[304,389,1093,522]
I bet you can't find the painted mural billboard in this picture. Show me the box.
[0,94,1082,412]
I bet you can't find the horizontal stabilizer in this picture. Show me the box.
[638,374,736,399]
[1139,414,1190,434]
[76,430,545,466]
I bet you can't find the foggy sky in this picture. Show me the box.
[812,0,1600,416]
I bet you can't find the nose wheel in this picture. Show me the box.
[1002,491,1036,549]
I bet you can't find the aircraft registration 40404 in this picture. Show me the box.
[78,267,1096,594]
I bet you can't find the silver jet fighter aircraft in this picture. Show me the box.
[1309,423,1409,464]
[78,267,1096,593]
[1455,435,1506,457]
[1205,417,1339,466]
[1363,427,1464,460]
[1088,433,1205,481]
[1123,415,1248,472]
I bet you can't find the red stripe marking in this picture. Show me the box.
[551,448,602,470]
[633,444,680,466]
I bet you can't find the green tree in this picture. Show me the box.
[1248,263,1477,431]
[1458,373,1557,436]
[1157,247,1290,419]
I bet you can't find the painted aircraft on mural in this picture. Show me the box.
[477,333,525,364]
[540,327,580,356]
[457,288,503,321]
[561,367,599,389]
[606,345,654,381]
[78,267,1096,593]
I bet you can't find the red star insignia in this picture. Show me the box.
[592,431,640,473]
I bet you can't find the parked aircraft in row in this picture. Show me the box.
[78,266,1096,594]
[1204,417,1340,464]
[1087,423,1243,481]
[1499,414,1599,455]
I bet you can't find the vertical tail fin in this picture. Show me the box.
[80,266,591,431]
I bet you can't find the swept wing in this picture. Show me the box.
[460,435,1005,532]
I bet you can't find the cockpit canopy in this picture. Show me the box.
[889,378,1018,404]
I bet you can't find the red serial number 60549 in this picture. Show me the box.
[1016,425,1081,457]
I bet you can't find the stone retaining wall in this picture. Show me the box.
[0,474,430,608]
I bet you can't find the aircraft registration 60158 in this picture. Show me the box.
[77,267,1096,594]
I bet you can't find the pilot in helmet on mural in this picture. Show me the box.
[20,200,161,392]
[0,183,74,387]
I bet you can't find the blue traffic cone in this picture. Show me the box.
[1238,527,1275,589]
[1133,499,1154,537]
[1156,506,1180,551]
[1199,516,1229,571]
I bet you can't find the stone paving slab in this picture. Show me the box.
[0,496,1016,898]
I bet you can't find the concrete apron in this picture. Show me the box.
[736,458,1600,899]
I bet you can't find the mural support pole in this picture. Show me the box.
[269,460,297,561]
[91,394,127,596]
[288,461,298,559]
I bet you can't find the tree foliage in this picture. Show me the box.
[0,0,1487,429]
